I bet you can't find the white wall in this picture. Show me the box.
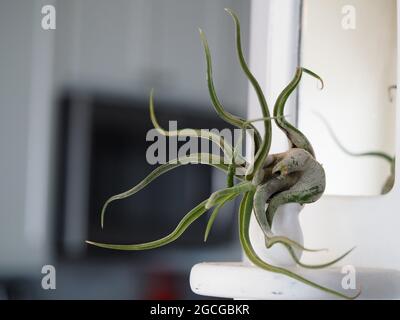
[300,1,400,271]
[298,0,397,196]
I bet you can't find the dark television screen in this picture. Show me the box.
[55,91,238,259]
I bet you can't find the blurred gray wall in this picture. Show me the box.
[53,0,250,112]
[0,0,49,275]
[0,0,251,275]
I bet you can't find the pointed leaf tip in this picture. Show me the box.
[224,8,234,15]
[302,67,324,90]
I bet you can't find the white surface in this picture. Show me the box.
[299,0,397,196]
[300,0,400,271]
[190,262,400,299]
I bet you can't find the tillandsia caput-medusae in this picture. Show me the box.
[86,9,360,299]
[314,112,395,194]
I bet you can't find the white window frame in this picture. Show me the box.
[247,0,400,269]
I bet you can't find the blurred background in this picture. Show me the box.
[0,0,253,299]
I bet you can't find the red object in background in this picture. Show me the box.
[144,270,182,300]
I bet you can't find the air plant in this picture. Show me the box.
[87,9,360,299]
[315,112,395,194]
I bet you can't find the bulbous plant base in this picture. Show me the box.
[190,262,400,299]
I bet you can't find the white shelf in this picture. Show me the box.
[190,262,400,299]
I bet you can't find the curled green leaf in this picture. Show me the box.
[199,29,262,153]
[314,111,394,163]
[150,89,247,165]
[279,244,356,269]
[225,8,273,180]
[88,199,210,250]
[273,67,324,157]
[204,193,237,242]
[205,181,255,209]
[100,153,244,228]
